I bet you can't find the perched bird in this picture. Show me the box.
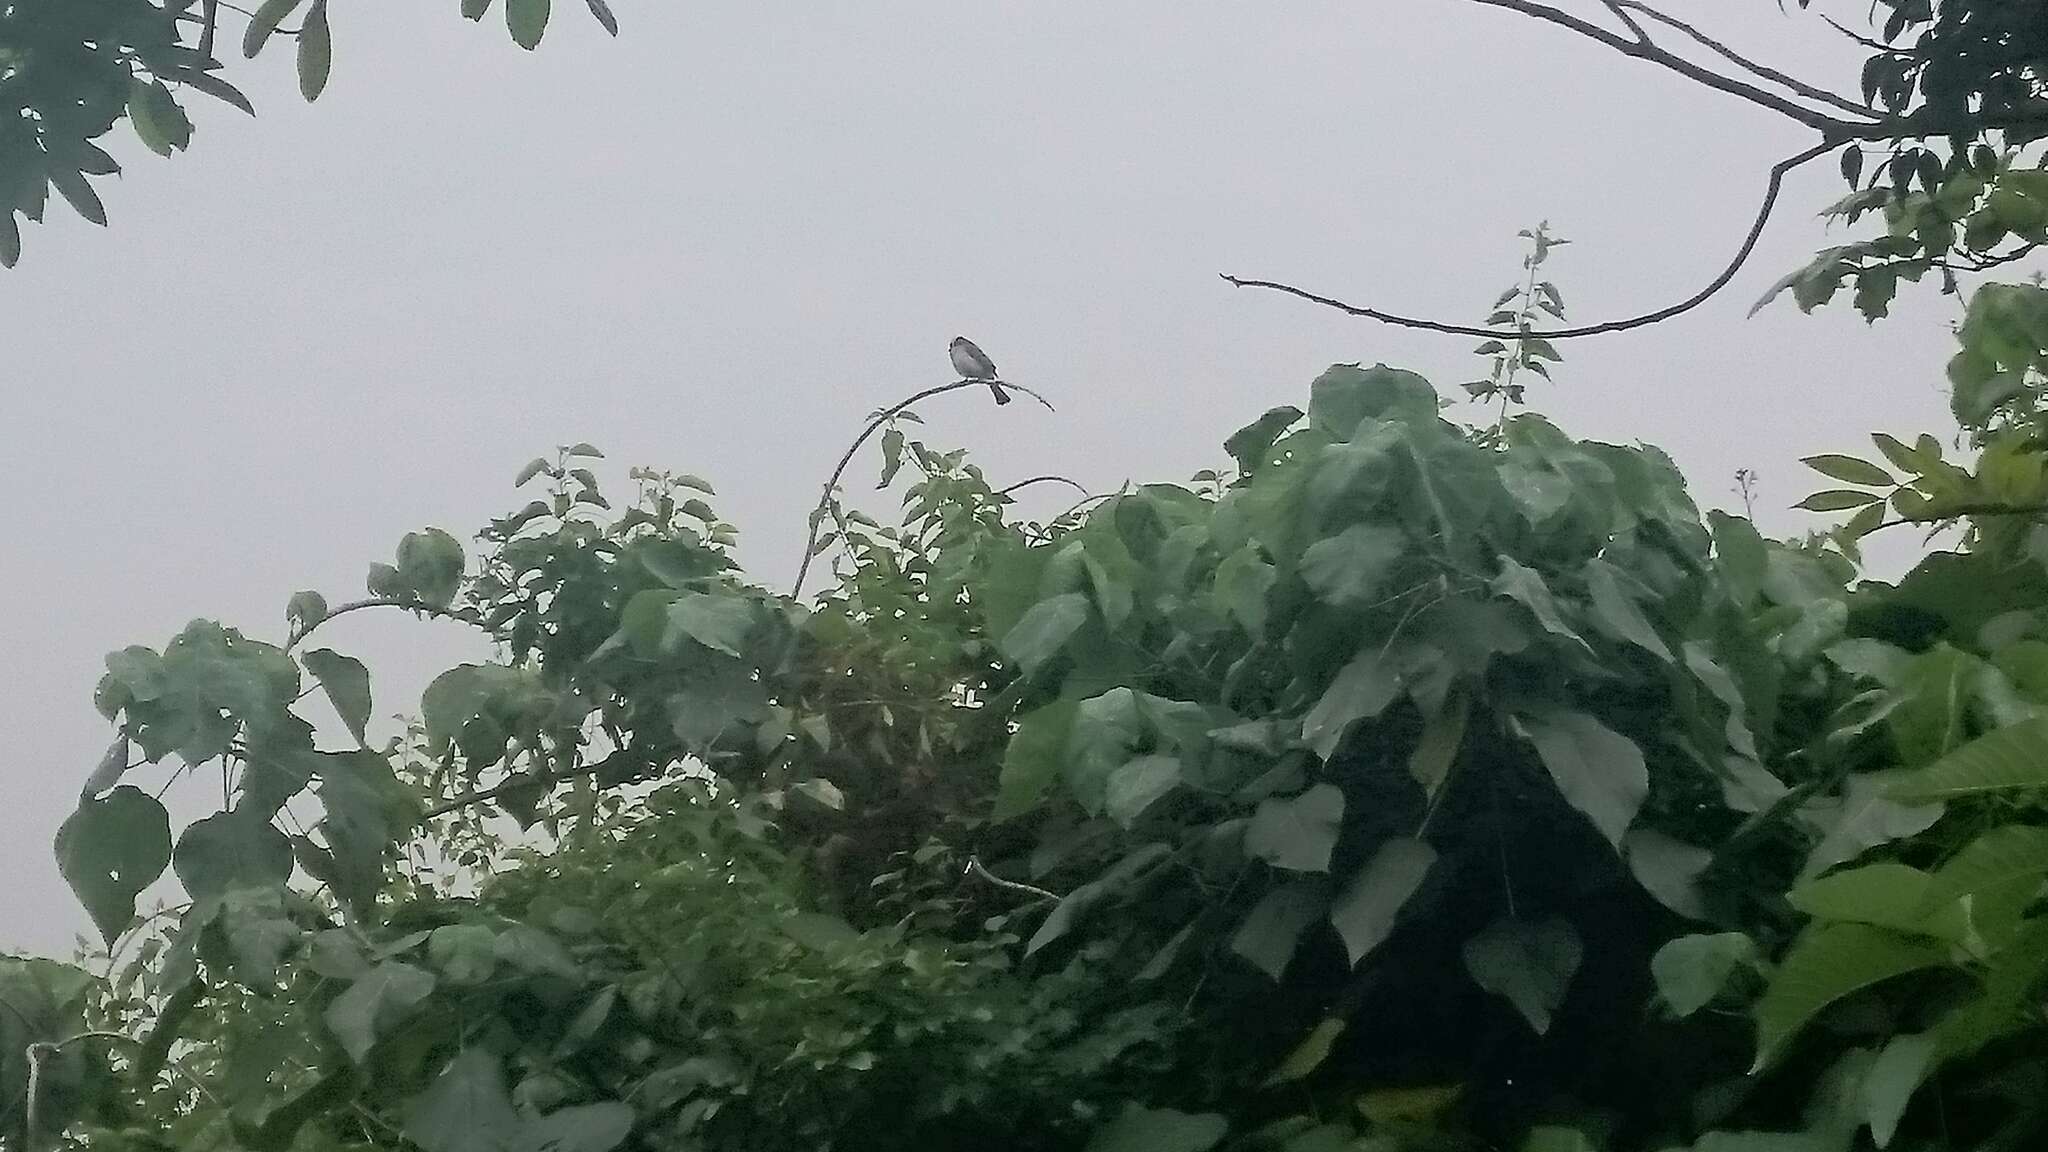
[950,336,1012,405]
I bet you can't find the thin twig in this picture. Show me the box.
[1865,500,2048,533]
[287,597,483,652]
[792,378,1045,598]
[1223,139,1834,339]
[1600,0,1648,43]
[1613,1,1881,118]
[198,0,220,60]
[964,857,1061,904]
[996,475,1090,499]
[1461,0,1867,134]
[424,762,583,819]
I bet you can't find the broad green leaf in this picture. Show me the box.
[316,749,421,913]
[302,649,372,746]
[1709,511,1768,607]
[1299,523,1406,607]
[515,1103,634,1152]
[127,80,191,157]
[1751,924,1948,1071]
[1245,784,1344,873]
[1824,638,1912,686]
[1523,1128,1597,1152]
[1787,862,1971,943]
[1917,823,2048,940]
[55,786,172,943]
[514,457,551,486]
[666,591,755,656]
[242,0,306,56]
[1225,406,1303,473]
[394,528,466,607]
[1801,454,1894,487]
[493,924,580,978]
[1262,1017,1346,1087]
[1461,917,1581,1034]
[426,925,498,986]
[1230,880,1327,980]
[1407,692,1469,797]
[1491,558,1589,651]
[1859,1031,1934,1149]
[1329,837,1435,965]
[507,0,552,49]
[48,166,105,226]
[1515,710,1648,849]
[1624,830,1711,920]
[1307,363,1439,440]
[286,590,330,632]
[1886,714,2048,801]
[1027,843,1171,955]
[1356,1084,1462,1125]
[1583,558,1672,661]
[1104,754,1182,828]
[1683,641,1758,758]
[1065,688,1145,815]
[213,888,302,987]
[403,1047,520,1152]
[1000,592,1090,675]
[994,699,1076,820]
[1799,772,1944,882]
[1302,651,1400,758]
[172,811,292,900]
[298,0,332,101]
[1651,932,1759,1017]
[1213,546,1277,638]
[789,777,845,811]
[327,961,437,1063]
[1085,1104,1228,1152]
[82,734,129,798]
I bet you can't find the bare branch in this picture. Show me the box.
[424,764,583,818]
[996,474,1090,499]
[287,596,483,652]
[1222,139,1835,340]
[964,857,1061,903]
[1613,1,1881,119]
[1600,0,1648,43]
[1461,0,1867,134]
[1866,500,2048,534]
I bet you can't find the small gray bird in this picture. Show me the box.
[950,336,1011,405]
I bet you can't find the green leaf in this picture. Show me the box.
[515,1103,634,1152]
[789,777,845,811]
[326,961,437,1063]
[1491,557,1589,651]
[55,786,172,944]
[48,166,106,226]
[1800,772,1944,882]
[316,750,421,913]
[1514,710,1648,849]
[1788,862,1971,943]
[301,649,372,746]
[1302,650,1401,758]
[1461,917,1581,1034]
[1329,837,1435,965]
[0,212,18,268]
[1299,523,1406,607]
[1523,1129,1596,1152]
[1801,454,1894,487]
[1085,1104,1228,1152]
[1213,547,1277,638]
[514,457,551,486]
[1624,829,1712,920]
[1245,785,1344,873]
[1224,406,1302,473]
[1104,754,1182,828]
[1308,363,1439,440]
[172,811,292,900]
[298,0,332,101]
[1886,714,2048,801]
[127,80,192,157]
[666,591,754,656]
[1262,1017,1346,1087]
[395,528,466,607]
[426,925,498,986]
[1796,489,1883,512]
[999,592,1091,674]
[1709,511,1768,607]
[1582,558,1672,661]
[994,699,1076,820]
[507,0,552,49]
[582,0,620,37]
[1916,823,2048,936]
[403,1048,520,1152]
[1651,932,1759,1017]
[1751,924,1949,1071]
[1230,880,1327,980]
[1859,1031,1934,1149]
[243,0,306,57]
[1027,843,1171,955]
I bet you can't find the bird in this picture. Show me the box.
[949,336,1011,405]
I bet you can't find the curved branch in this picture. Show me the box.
[1613,1,1881,119]
[1600,0,1647,43]
[1221,139,1835,340]
[287,597,483,652]
[996,474,1090,499]
[964,857,1061,904]
[1461,0,1868,134]
[792,378,1045,598]
[1865,500,2048,534]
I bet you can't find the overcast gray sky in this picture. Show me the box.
[1,1,1983,957]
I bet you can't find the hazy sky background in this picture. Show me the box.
[0,1,1990,957]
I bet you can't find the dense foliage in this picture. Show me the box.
[9,273,2047,1151]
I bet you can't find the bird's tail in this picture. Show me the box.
[989,382,1013,405]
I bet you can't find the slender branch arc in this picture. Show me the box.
[1222,140,1835,340]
